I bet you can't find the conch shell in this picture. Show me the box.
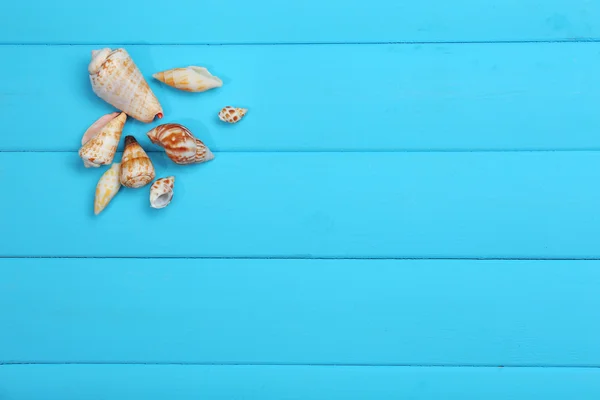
[94,162,121,215]
[88,48,163,123]
[79,112,127,168]
[218,106,247,123]
[120,135,156,188]
[146,123,214,165]
[150,176,175,209]
[153,66,222,92]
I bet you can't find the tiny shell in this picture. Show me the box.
[153,66,222,92]
[89,48,163,123]
[150,176,175,209]
[218,106,247,124]
[146,123,214,165]
[120,135,156,188]
[94,162,121,215]
[79,112,127,168]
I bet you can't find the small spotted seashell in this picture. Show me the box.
[218,106,247,124]
[119,135,156,188]
[150,176,175,209]
[94,162,121,215]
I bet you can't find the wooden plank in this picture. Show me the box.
[1,259,599,365]
[1,44,600,152]
[1,365,600,400]
[3,1,600,44]
[1,152,600,258]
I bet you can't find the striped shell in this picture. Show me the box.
[79,112,126,168]
[119,136,155,188]
[89,48,163,123]
[94,162,122,215]
[218,106,247,123]
[153,66,222,92]
[150,176,175,209]
[146,123,214,165]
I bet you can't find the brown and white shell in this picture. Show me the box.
[149,176,175,209]
[153,66,222,92]
[146,123,214,165]
[79,112,127,168]
[119,135,156,188]
[89,48,163,123]
[94,162,122,215]
[218,106,247,124]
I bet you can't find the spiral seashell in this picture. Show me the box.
[218,106,247,124]
[79,112,127,168]
[153,66,223,92]
[146,123,214,165]
[94,162,122,215]
[119,135,156,188]
[149,176,175,209]
[89,48,163,123]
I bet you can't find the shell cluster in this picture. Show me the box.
[78,47,249,215]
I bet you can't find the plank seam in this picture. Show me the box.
[2,256,600,261]
[2,39,600,46]
[2,362,600,368]
[5,149,600,154]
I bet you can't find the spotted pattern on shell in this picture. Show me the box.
[146,123,214,165]
[150,176,175,209]
[119,135,155,188]
[218,106,247,124]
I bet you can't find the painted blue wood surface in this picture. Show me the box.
[2,0,600,398]
[2,44,600,151]
[1,365,600,400]
[1,259,599,365]
[3,0,600,44]
[1,152,600,258]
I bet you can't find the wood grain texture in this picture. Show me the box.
[2,0,599,44]
[1,44,600,152]
[1,365,600,400]
[1,152,599,258]
[1,259,599,365]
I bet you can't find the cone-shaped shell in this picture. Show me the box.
[218,106,247,123]
[120,136,155,188]
[153,66,222,92]
[79,112,127,168]
[150,176,175,209]
[94,162,122,215]
[89,48,163,123]
[146,123,214,165]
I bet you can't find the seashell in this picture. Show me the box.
[218,106,247,124]
[149,176,175,209]
[79,112,127,168]
[88,48,163,123]
[120,135,156,188]
[153,66,223,92]
[94,162,122,215]
[146,123,214,165]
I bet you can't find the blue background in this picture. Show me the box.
[1,0,600,398]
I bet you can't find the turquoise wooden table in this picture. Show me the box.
[2,1,600,398]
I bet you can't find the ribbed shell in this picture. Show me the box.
[120,136,156,188]
[218,106,247,123]
[146,123,214,165]
[89,48,163,123]
[79,112,127,168]
[149,176,175,209]
[94,162,122,215]
[153,66,222,92]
